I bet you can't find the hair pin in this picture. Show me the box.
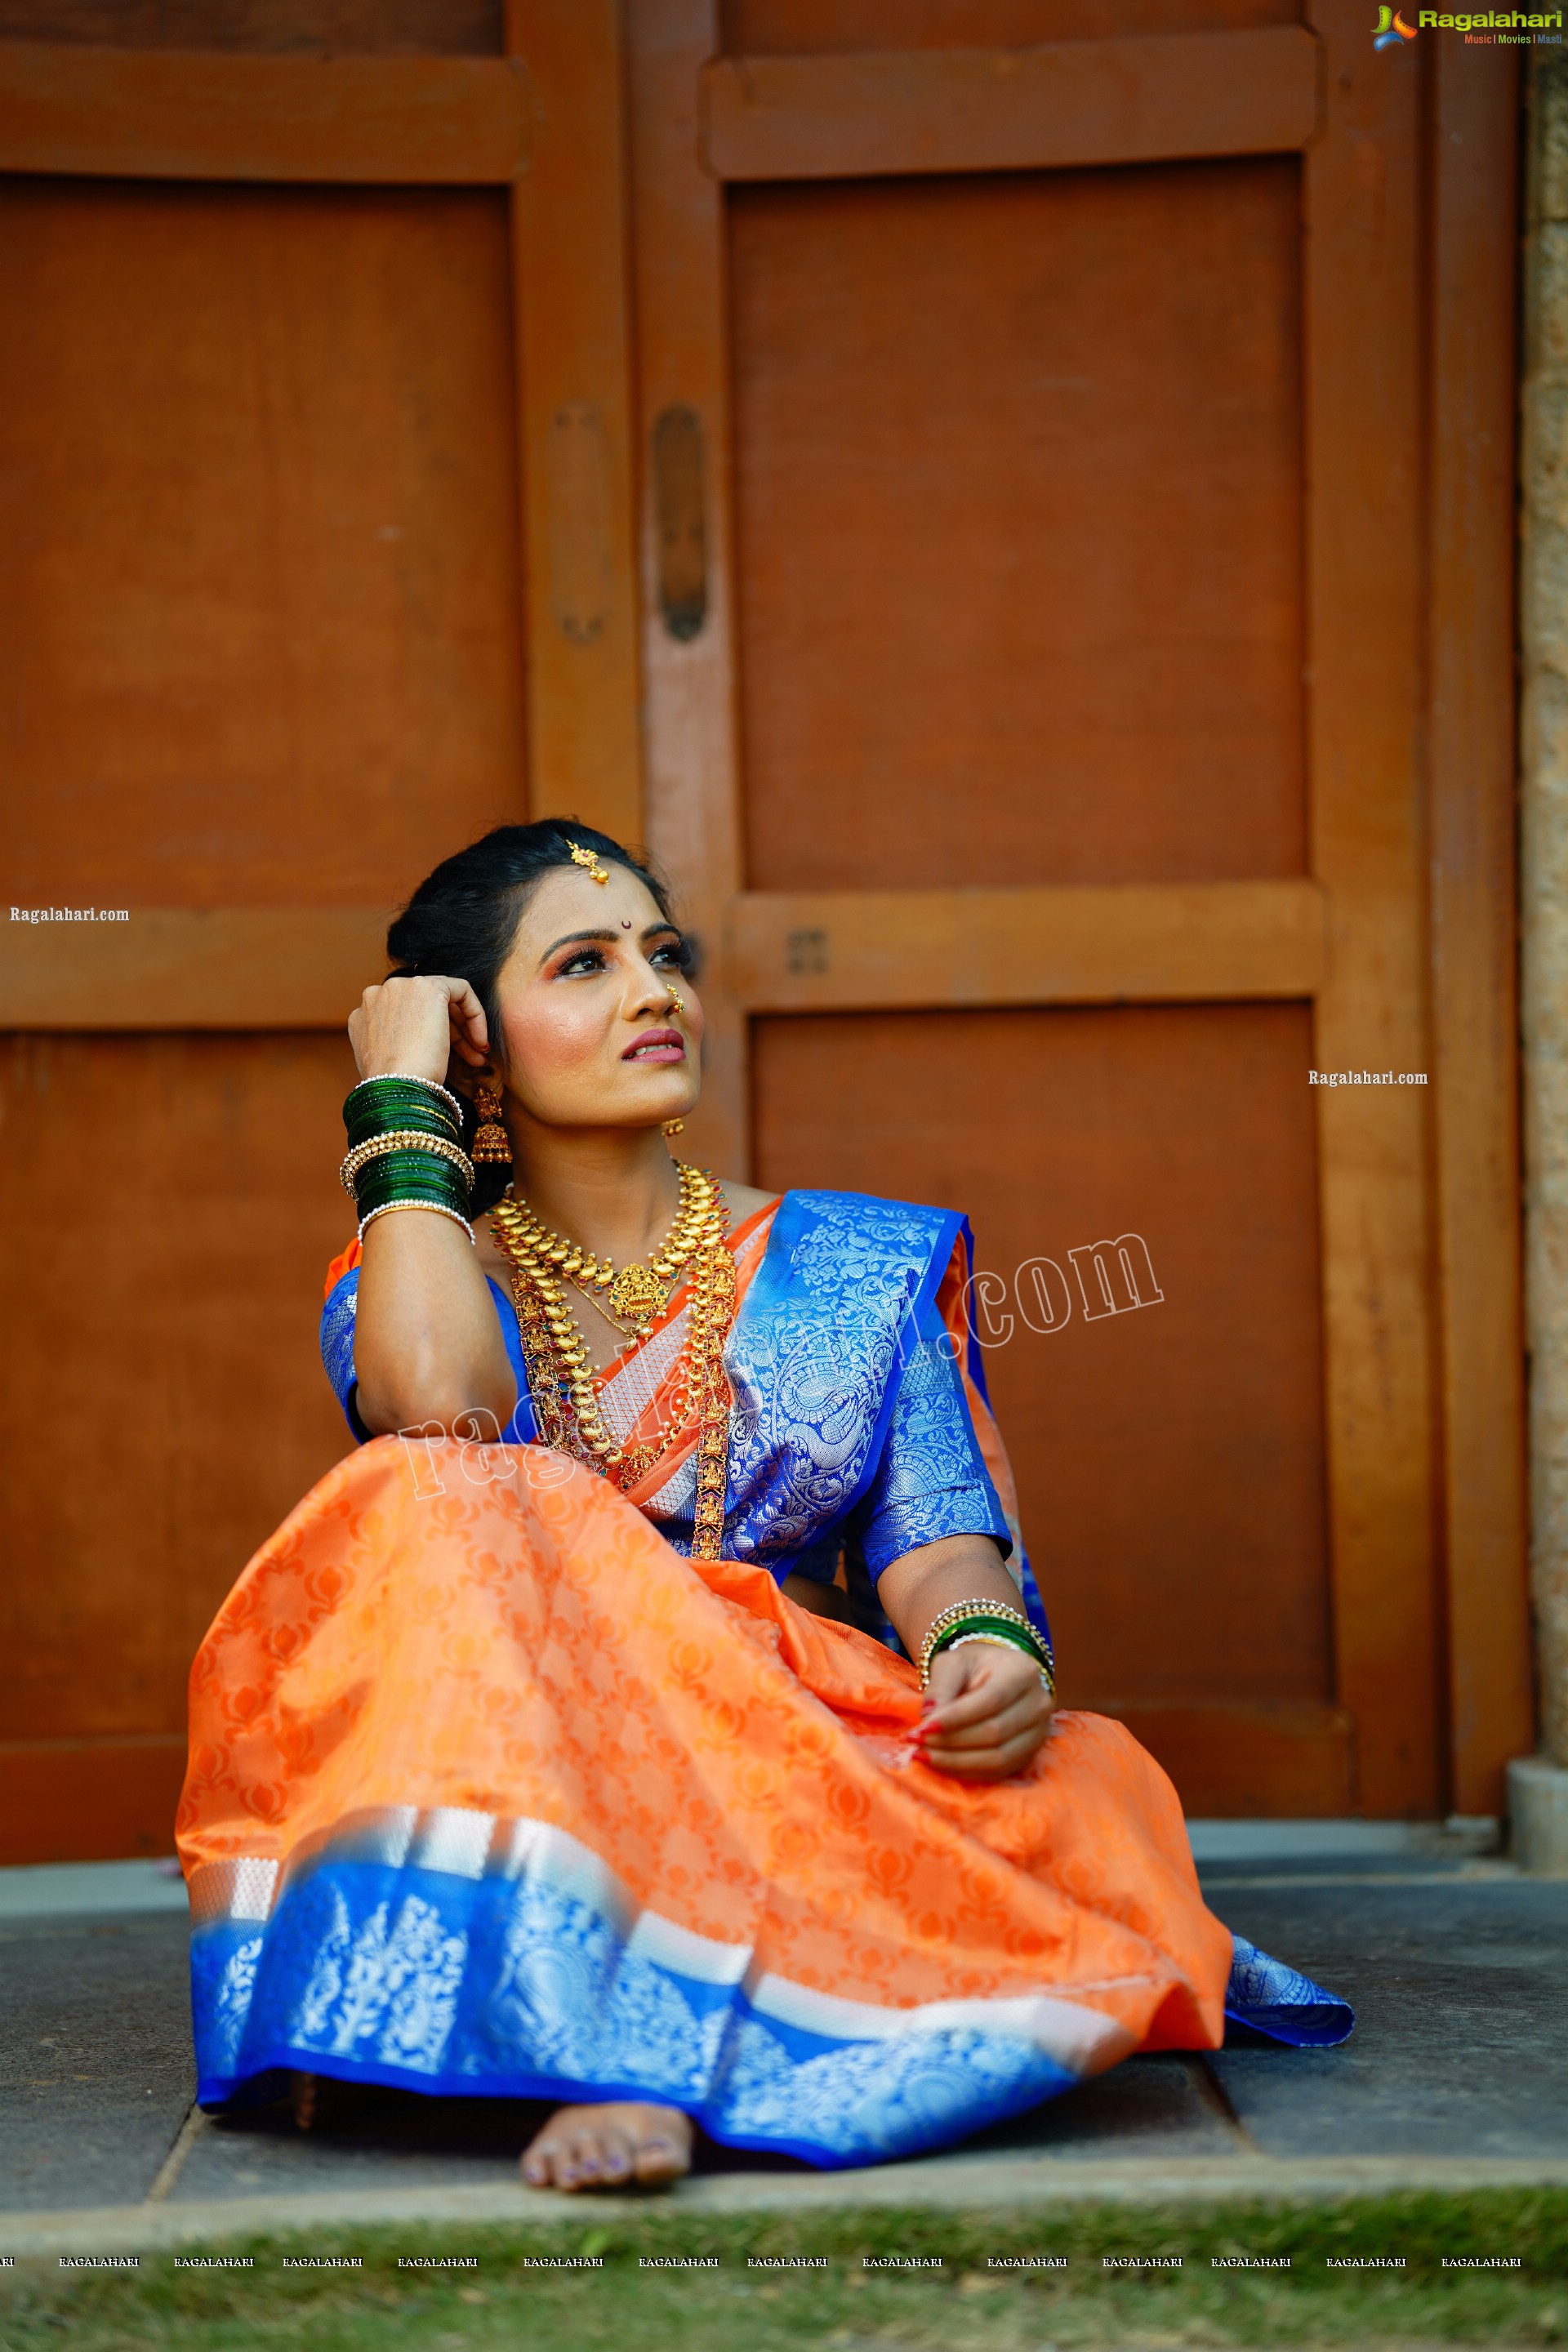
[567,840,609,884]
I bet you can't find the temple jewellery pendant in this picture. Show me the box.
[607,1260,667,1328]
[572,1276,653,1343]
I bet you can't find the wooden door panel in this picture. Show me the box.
[705,37,1318,181]
[0,1032,358,1860]
[1302,2,1437,1818]
[0,2,503,51]
[722,1,1299,49]
[635,0,1526,1816]
[732,162,1304,891]
[0,179,525,904]
[0,172,528,1859]
[0,5,646,1861]
[753,1004,1334,1738]
[731,104,1326,1813]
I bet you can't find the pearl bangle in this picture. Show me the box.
[358,1199,475,1245]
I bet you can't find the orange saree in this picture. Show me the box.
[180,1186,1348,2164]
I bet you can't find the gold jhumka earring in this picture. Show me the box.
[470,1075,512,1165]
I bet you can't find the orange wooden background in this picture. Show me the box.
[0,0,1532,1855]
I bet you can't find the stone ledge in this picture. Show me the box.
[6,2154,1568,2258]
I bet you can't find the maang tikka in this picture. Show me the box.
[470,1075,512,1165]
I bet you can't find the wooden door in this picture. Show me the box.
[626,0,1532,1815]
[0,0,1531,1857]
[0,1,642,1861]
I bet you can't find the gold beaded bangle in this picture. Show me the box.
[340,1129,476,1194]
[358,1198,475,1245]
[922,1594,1033,1639]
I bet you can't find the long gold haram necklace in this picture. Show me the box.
[488,1162,737,1559]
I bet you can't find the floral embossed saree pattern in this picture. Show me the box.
[181,1443,1239,2158]
[183,1187,1348,2164]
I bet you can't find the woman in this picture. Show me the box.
[178,820,1348,2191]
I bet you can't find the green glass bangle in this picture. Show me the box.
[344,1110,461,1152]
[926,1615,1054,1686]
[953,1622,1043,1662]
[352,1153,470,1218]
[941,1629,1058,1690]
[353,1147,469,1191]
[348,1110,463,1147]
[340,1131,474,1193]
[929,1615,1040,1660]
[345,1087,461,1124]
[345,1080,458,1107]
[354,1163,469,1200]
[345,1079,459,1107]
[343,1088,462,1143]
[345,1073,464,1122]
[352,1140,466,1174]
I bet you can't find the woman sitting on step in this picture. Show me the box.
[178,819,1349,2190]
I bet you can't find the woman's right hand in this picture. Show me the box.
[348,974,489,1085]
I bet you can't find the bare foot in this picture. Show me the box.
[521,2100,693,2192]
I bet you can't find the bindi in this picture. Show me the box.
[621,919,632,929]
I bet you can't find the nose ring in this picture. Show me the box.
[670,987,688,1015]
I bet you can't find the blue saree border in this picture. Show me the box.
[1223,1935,1353,2048]
[189,1818,1352,2167]
[190,1846,1085,2167]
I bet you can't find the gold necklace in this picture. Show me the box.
[488,1165,737,1557]
[494,1161,713,1339]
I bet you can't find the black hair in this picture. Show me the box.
[385,818,688,1215]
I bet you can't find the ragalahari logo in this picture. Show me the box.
[1373,3,1418,41]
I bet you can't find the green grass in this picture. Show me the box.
[1,2192,1564,2350]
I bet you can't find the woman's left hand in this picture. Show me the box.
[919,1642,1054,1780]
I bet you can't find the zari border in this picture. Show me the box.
[188,1801,1143,2074]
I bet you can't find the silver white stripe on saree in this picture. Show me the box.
[186,1802,1143,2076]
